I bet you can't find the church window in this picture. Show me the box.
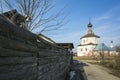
[83,40,85,43]
[86,48,87,51]
[81,48,82,51]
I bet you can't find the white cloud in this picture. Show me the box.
[93,3,120,22]
[94,16,110,21]
[48,3,120,52]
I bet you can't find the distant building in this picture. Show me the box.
[57,43,74,53]
[38,34,56,44]
[77,22,100,56]
[37,34,74,53]
[108,41,118,56]
[1,9,25,24]
[73,52,77,56]
[94,42,118,57]
[94,43,110,57]
[1,9,28,30]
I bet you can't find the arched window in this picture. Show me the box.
[83,40,85,43]
[81,48,82,51]
[86,48,87,51]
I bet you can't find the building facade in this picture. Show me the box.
[77,22,100,56]
[57,43,74,53]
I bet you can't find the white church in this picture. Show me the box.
[77,22,100,56]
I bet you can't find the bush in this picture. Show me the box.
[115,46,120,70]
[115,55,120,69]
[105,62,116,69]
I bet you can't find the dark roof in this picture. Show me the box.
[78,43,98,46]
[38,34,56,44]
[81,33,100,39]
[56,43,74,49]
[88,22,92,27]
[1,9,25,26]
[2,9,17,18]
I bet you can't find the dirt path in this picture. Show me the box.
[83,61,120,80]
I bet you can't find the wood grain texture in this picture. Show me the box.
[0,16,71,80]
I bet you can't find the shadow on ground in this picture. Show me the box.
[65,60,88,80]
[82,62,89,66]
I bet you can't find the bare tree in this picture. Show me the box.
[114,44,120,69]
[2,0,67,33]
[0,0,3,13]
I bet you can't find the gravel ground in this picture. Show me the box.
[83,61,120,80]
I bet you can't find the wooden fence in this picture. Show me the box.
[0,16,72,80]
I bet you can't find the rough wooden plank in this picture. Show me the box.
[0,47,37,57]
[37,63,62,80]
[54,63,70,80]
[38,57,70,80]
[0,63,37,80]
[0,57,37,66]
[38,57,60,66]
[38,49,65,57]
[0,16,71,80]
[0,63,37,73]
[0,36,39,52]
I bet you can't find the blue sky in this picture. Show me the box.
[46,0,120,52]
[1,0,120,52]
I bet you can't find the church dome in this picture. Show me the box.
[88,22,92,27]
[80,22,100,39]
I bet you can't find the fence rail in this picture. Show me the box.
[0,16,71,80]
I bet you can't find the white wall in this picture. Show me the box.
[77,45,96,56]
[77,36,99,56]
[81,37,99,45]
